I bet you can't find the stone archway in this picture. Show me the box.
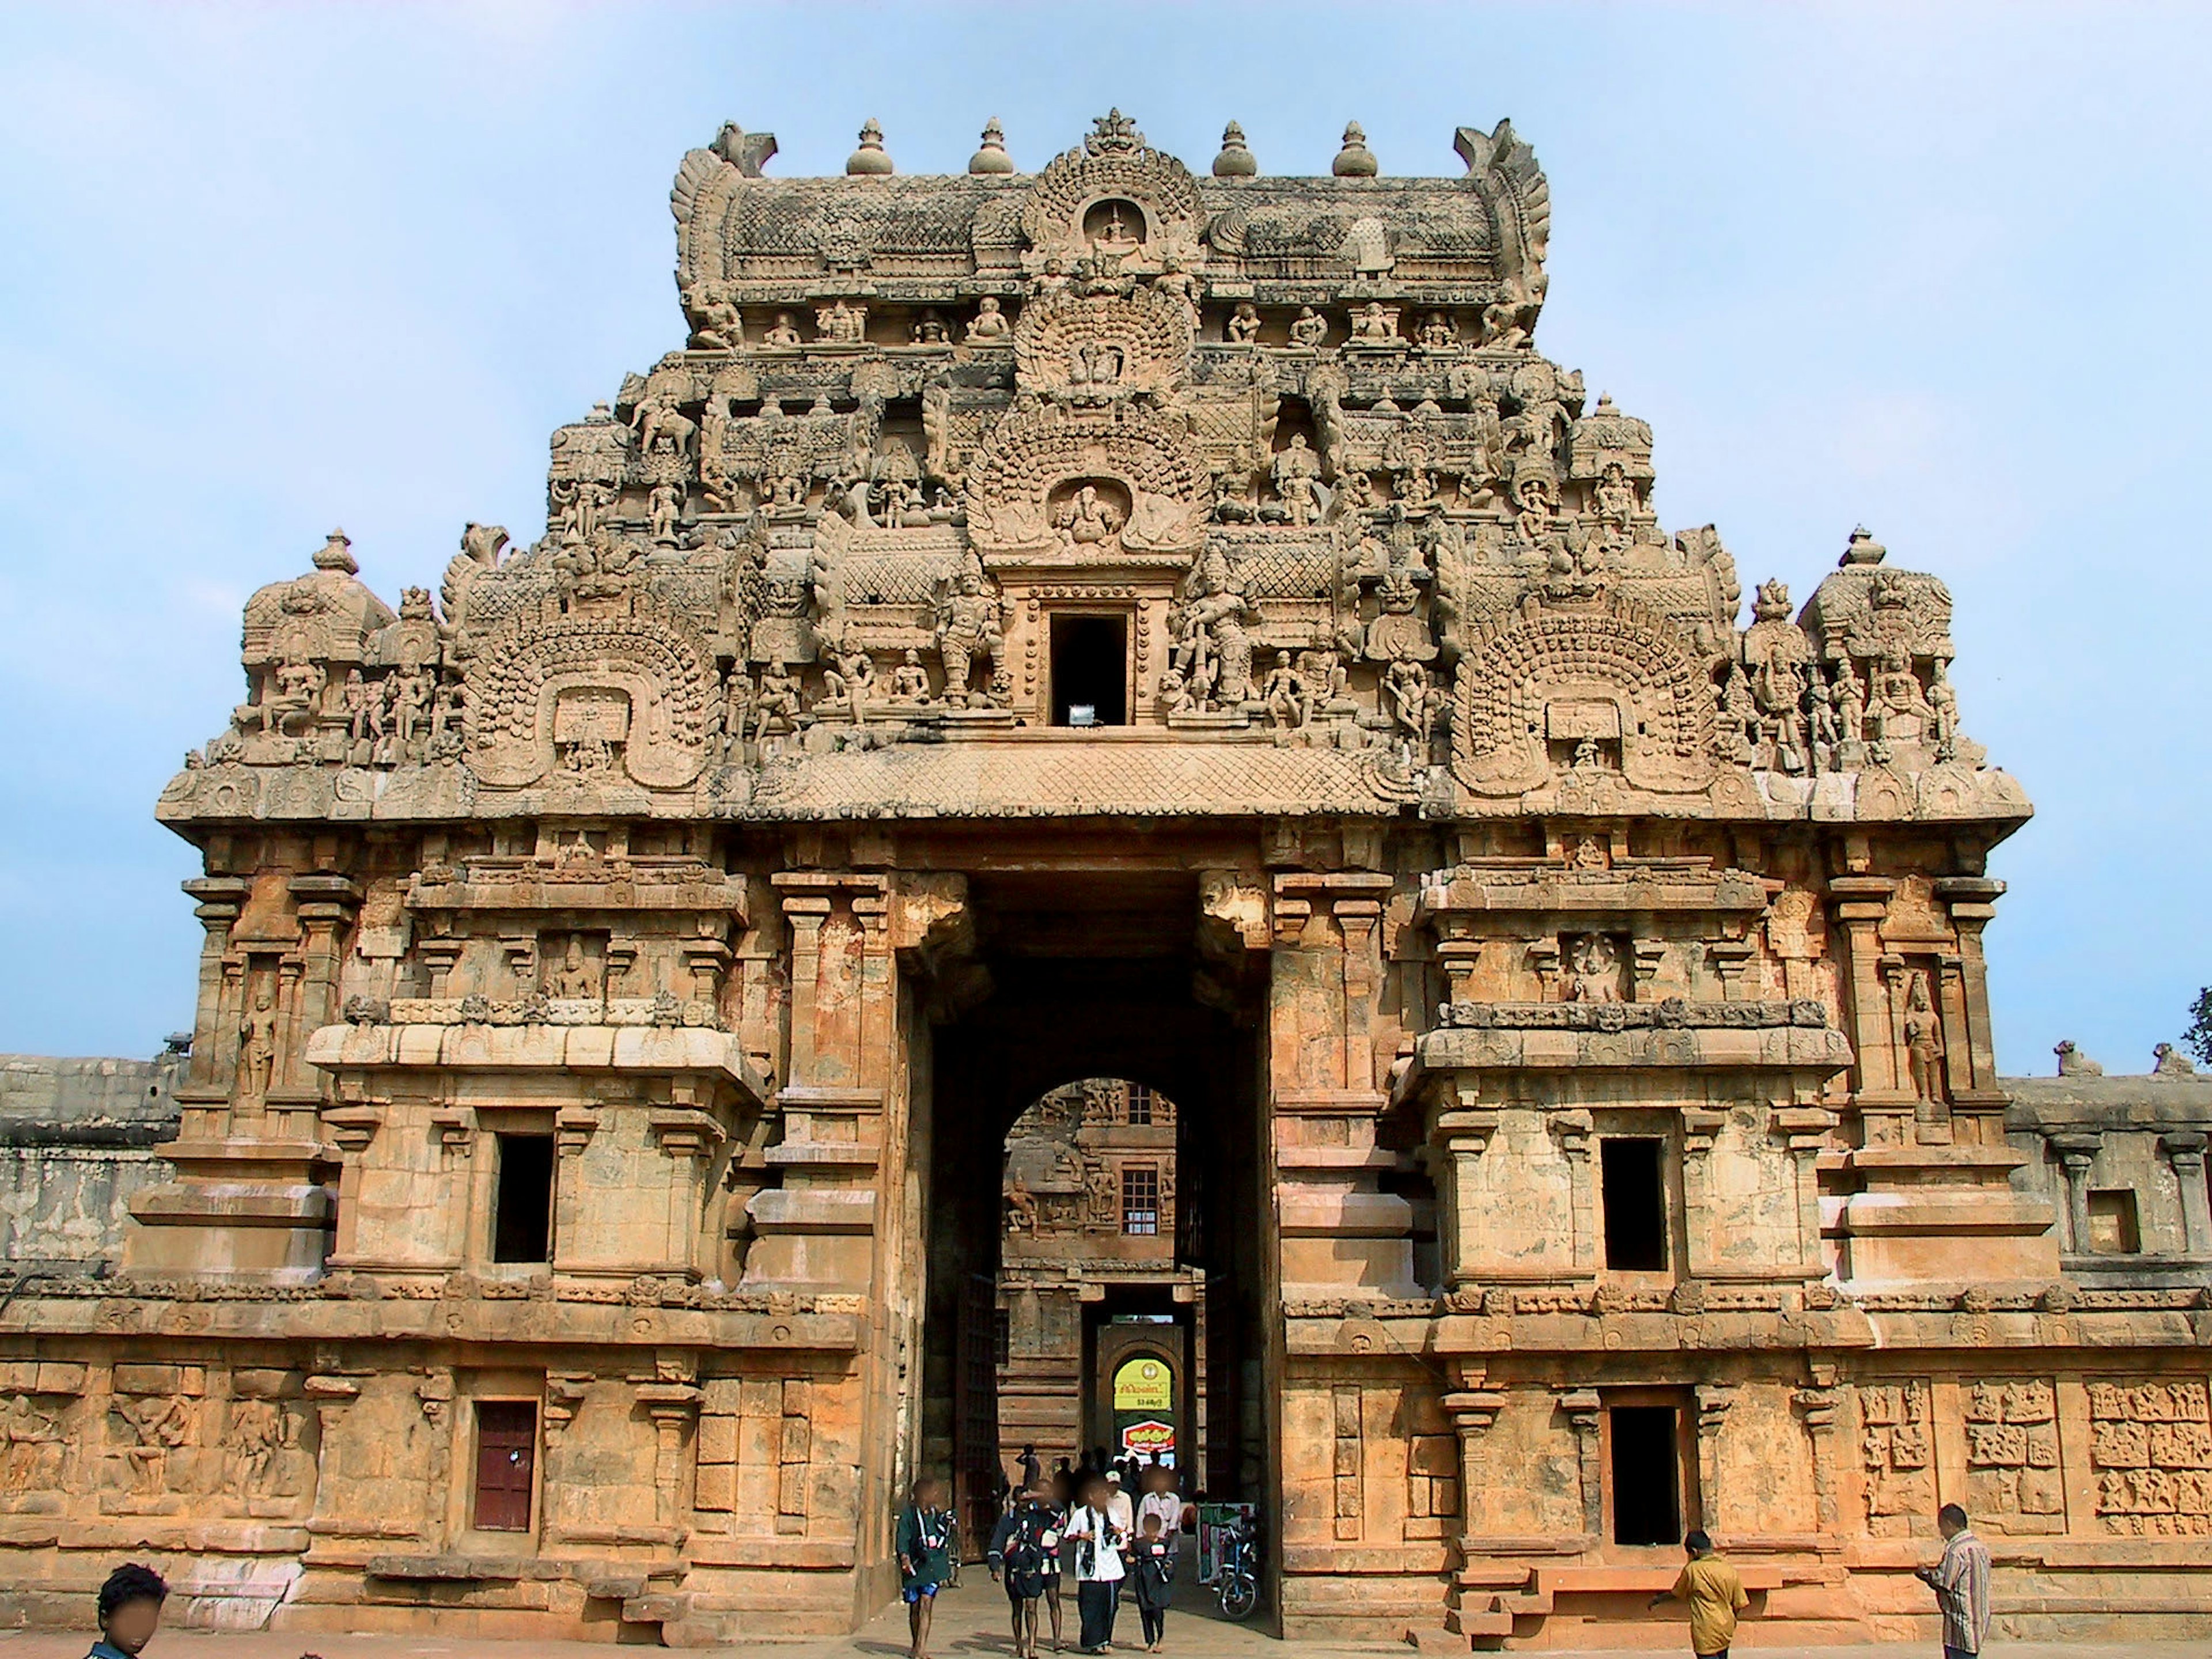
[915,872,1274,1552]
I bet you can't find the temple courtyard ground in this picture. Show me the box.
[0,1571,2203,1659]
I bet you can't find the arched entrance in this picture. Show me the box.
[915,870,1273,1553]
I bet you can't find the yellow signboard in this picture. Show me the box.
[1113,1357,1173,1412]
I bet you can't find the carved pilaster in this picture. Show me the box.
[1792,1366,1843,1533]
[1557,1387,1603,1539]
[1694,1382,1737,1531]
[2162,1131,2211,1256]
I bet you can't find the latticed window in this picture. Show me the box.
[1122,1164,1159,1234]
[1125,1084,1154,1125]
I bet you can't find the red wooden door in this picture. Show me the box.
[474,1401,537,1531]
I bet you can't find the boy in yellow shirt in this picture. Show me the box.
[1648,1531,1750,1658]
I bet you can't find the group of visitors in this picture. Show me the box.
[899,1446,1187,1659]
[76,1498,1992,1659]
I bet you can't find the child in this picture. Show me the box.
[990,1482,1064,1659]
[1062,1474,1127,1654]
[896,1477,956,1659]
[1130,1512,1176,1652]
[90,1563,167,1659]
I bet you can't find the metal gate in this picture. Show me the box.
[955,1270,1000,1557]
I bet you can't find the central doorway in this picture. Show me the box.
[997,1079,1205,1483]
[1048,613,1130,726]
[915,870,1271,1557]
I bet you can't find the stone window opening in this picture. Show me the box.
[471,1399,539,1533]
[1049,613,1129,726]
[2086,1188,2142,1254]
[1126,1084,1154,1125]
[1600,1137,1668,1272]
[491,1132,556,1263]
[1607,1403,1684,1547]
[1122,1164,1160,1235]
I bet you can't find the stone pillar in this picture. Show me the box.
[2049,1132,2100,1253]
[2163,1131,2211,1256]
[1430,1091,1501,1290]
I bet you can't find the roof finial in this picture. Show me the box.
[969,117,1015,175]
[313,529,358,575]
[1213,120,1257,178]
[1333,121,1378,178]
[846,118,893,176]
[1840,525,1887,567]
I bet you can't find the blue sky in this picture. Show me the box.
[1,3,2206,1075]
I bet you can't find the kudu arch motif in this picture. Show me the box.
[36,107,2190,1649]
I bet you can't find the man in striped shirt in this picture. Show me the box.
[1915,1503,1992,1659]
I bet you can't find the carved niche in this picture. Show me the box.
[1019,110,1205,276]
[1450,591,1719,797]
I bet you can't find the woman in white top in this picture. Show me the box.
[1063,1475,1126,1653]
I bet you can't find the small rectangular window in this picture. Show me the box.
[1122,1165,1160,1235]
[1609,1405,1681,1546]
[1600,1138,1667,1272]
[1050,614,1129,726]
[493,1133,555,1263]
[1126,1085,1154,1126]
[472,1400,537,1532]
[2087,1188,2142,1254]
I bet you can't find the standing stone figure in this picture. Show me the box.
[934,558,1008,708]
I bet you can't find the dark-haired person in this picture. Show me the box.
[897,1476,956,1659]
[90,1563,166,1659]
[1914,1503,1991,1659]
[1647,1530,1748,1659]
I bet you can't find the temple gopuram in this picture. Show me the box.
[5,109,2210,1647]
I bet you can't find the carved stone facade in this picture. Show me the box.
[2,110,2205,1646]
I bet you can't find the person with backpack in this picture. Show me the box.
[1128,1511,1177,1652]
[990,1482,1065,1659]
[1062,1472,1127,1653]
[896,1476,956,1659]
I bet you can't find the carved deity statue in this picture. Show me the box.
[763,312,804,349]
[1385,657,1433,741]
[552,936,597,1001]
[823,646,877,725]
[1351,301,1397,342]
[1172,544,1257,704]
[1289,306,1329,350]
[889,649,931,704]
[1052,484,1124,551]
[1261,652,1305,729]
[1270,434,1324,526]
[934,557,1009,708]
[1006,1178,1038,1233]
[911,310,950,345]
[965,297,1010,343]
[1226,302,1262,344]
[1564,934,1623,1003]
[1416,312,1458,350]
[1903,972,1945,1103]
[238,985,278,1100]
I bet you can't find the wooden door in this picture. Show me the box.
[473,1400,537,1532]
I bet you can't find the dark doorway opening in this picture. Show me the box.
[1609,1404,1681,1546]
[1600,1137,1667,1271]
[1050,614,1128,726]
[472,1400,538,1531]
[492,1133,555,1263]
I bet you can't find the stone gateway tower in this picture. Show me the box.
[9,110,2209,1646]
